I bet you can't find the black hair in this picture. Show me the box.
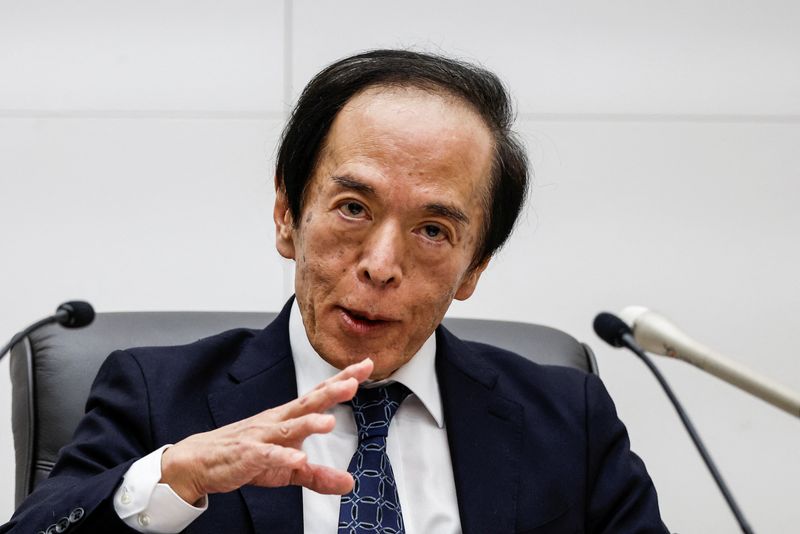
[276,49,529,269]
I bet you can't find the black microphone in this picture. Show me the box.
[0,301,95,359]
[593,312,755,534]
[54,301,95,328]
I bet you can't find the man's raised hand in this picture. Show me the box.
[159,358,374,504]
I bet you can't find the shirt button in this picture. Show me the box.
[68,507,85,523]
[138,513,150,528]
[120,488,132,505]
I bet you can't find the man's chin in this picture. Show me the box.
[314,345,374,371]
[316,344,409,378]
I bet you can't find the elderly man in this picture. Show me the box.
[3,50,667,533]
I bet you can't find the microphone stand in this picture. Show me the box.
[621,332,755,534]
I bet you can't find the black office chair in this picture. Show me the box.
[9,311,597,506]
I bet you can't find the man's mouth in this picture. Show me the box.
[338,306,396,333]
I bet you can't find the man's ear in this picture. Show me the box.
[273,186,296,260]
[454,258,490,301]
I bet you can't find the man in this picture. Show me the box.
[3,50,667,533]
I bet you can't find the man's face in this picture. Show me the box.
[274,86,494,379]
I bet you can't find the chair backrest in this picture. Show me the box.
[9,311,597,505]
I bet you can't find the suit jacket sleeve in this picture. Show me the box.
[1,350,156,533]
[584,373,668,533]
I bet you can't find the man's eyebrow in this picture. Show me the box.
[425,203,470,226]
[332,176,375,195]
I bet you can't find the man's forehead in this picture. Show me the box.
[336,85,481,129]
[322,87,494,175]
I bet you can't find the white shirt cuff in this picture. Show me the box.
[113,444,208,533]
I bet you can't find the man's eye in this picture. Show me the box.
[422,224,446,241]
[340,201,366,217]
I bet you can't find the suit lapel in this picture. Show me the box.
[436,326,523,534]
[207,299,303,534]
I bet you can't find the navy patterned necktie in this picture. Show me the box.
[338,382,411,534]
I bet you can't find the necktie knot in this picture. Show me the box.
[350,383,411,441]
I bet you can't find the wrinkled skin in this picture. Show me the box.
[275,86,494,379]
[161,86,495,503]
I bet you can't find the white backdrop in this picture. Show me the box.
[1,1,798,532]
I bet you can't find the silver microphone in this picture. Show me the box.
[620,306,800,418]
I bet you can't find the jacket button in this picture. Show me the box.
[45,525,57,534]
[68,507,84,523]
[55,517,70,532]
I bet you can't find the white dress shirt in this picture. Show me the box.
[114,301,462,533]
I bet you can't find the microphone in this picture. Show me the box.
[620,306,800,418]
[593,312,754,534]
[0,301,95,359]
[54,301,95,328]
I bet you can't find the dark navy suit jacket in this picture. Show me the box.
[3,300,667,533]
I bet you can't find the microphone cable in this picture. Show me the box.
[593,311,754,534]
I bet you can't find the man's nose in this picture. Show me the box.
[357,222,404,289]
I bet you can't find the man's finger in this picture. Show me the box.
[268,413,336,444]
[311,358,374,392]
[278,359,373,419]
[290,463,355,495]
[277,378,357,420]
[251,442,308,470]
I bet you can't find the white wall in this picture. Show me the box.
[1,1,798,531]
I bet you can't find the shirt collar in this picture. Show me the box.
[289,299,444,428]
